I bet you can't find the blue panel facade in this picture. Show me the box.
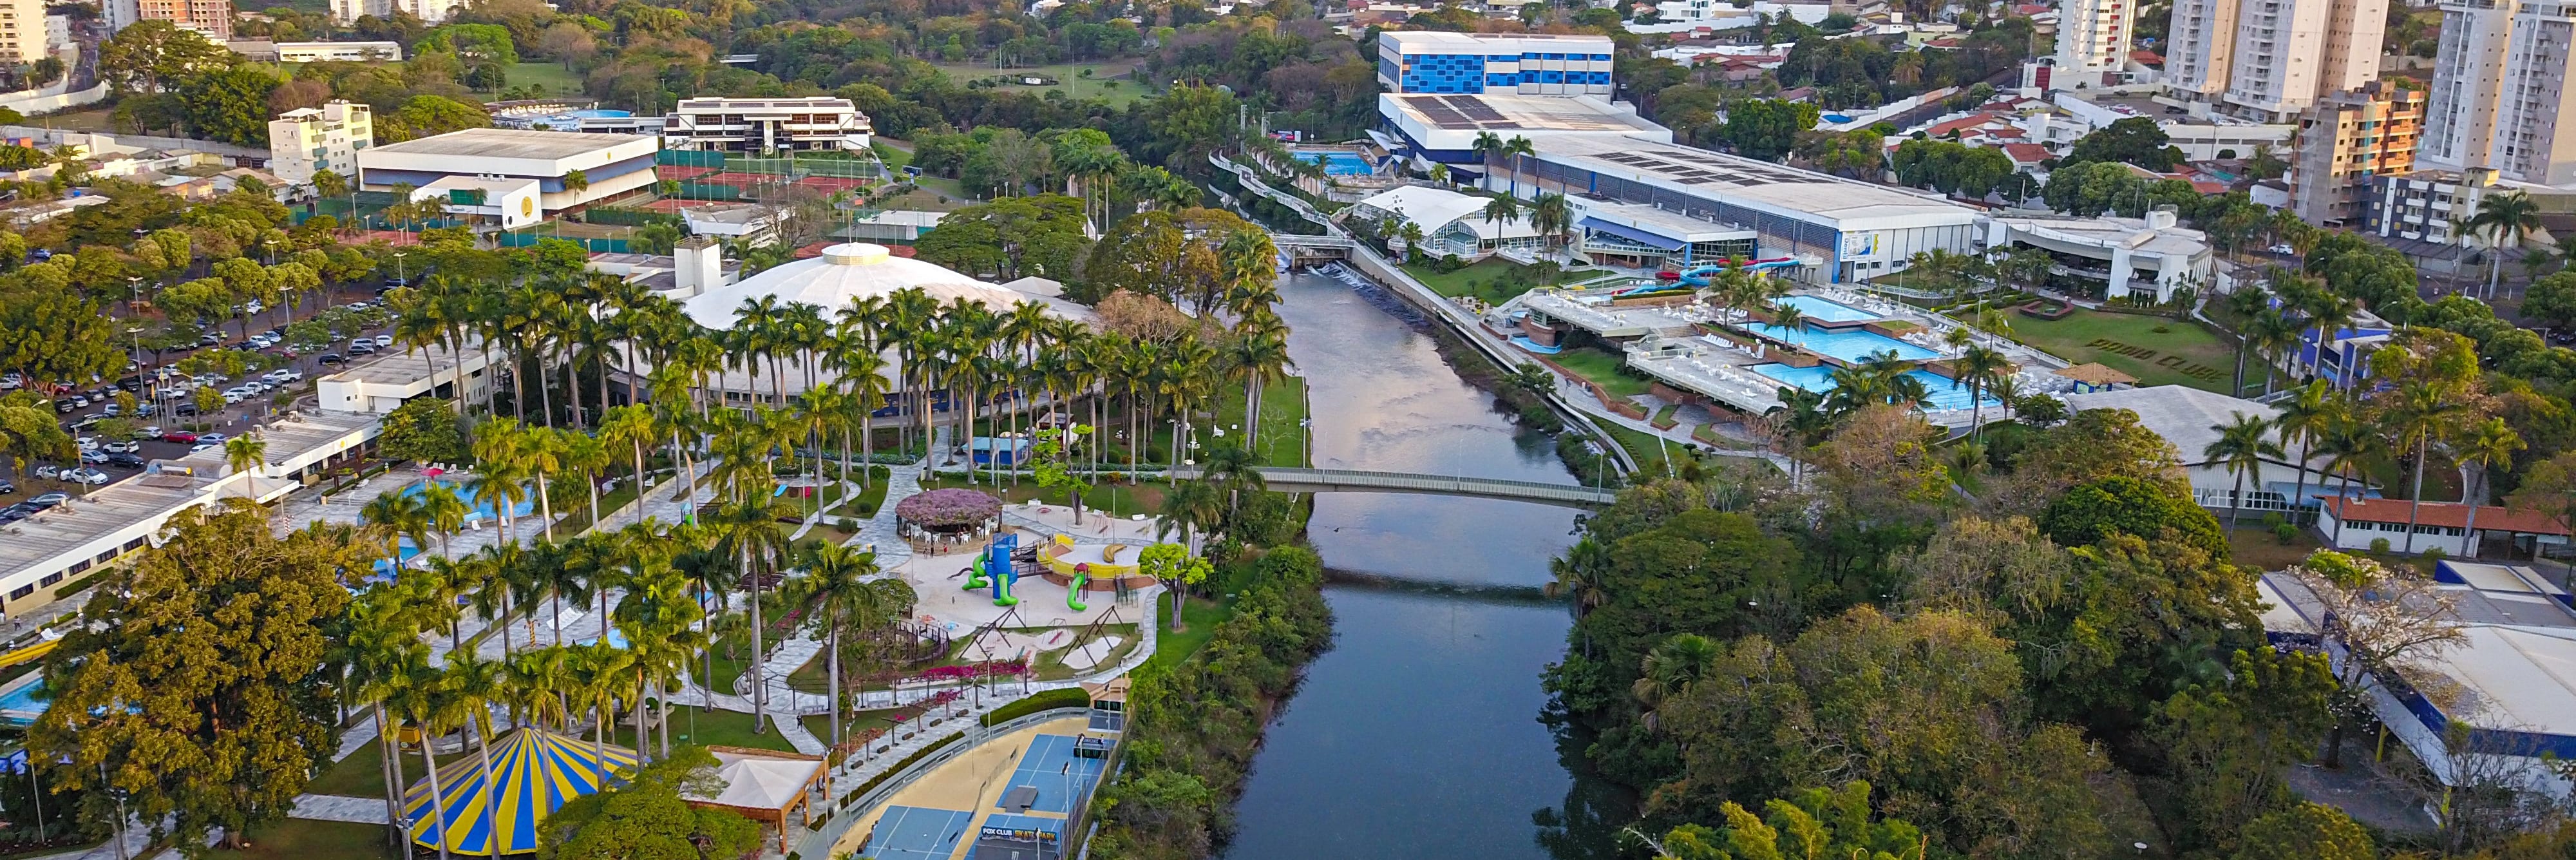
[1397,53,1488,93]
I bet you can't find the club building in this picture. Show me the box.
[1375,32,1617,97]
[356,128,659,217]
[1486,137,1989,283]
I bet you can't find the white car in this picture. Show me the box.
[140,426,162,439]
[64,468,109,485]
[2268,244,2297,255]
[373,334,393,347]
[189,443,216,454]
[101,441,138,454]
[262,369,299,384]
[242,381,269,394]
[75,436,97,451]
[243,300,264,314]
[221,390,246,405]
[199,433,227,444]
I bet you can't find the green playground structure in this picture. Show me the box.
[1066,564,1089,612]
[965,535,1021,606]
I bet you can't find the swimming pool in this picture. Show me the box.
[369,539,426,578]
[0,678,48,724]
[1772,295,1880,324]
[394,479,535,522]
[1293,151,1374,176]
[1748,363,1998,412]
[1742,322,1939,363]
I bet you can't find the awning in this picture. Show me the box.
[1578,217,1687,251]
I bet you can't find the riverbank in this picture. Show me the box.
[1084,547,1334,860]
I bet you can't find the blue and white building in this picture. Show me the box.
[1375,32,1615,97]
[357,128,661,217]
[1374,93,1672,173]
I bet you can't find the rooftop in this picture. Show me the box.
[2324,497,2569,537]
[1533,137,1982,229]
[365,128,655,160]
[2060,385,2280,465]
[1378,31,1612,48]
[1991,213,2211,258]
[0,471,221,582]
[1382,93,1666,135]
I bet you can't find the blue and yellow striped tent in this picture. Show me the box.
[402,728,639,855]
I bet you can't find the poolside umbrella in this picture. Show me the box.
[402,727,638,855]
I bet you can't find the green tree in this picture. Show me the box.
[536,746,762,860]
[2151,649,2338,853]
[2063,117,2185,171]
[1135,542,1212,632]
[180,68,283,146]
[2204,412,2286,531]
[2524,271,2576,330]
[2232,803,2374,860]
[379,397,471,464]
[2038,474,2229,559]
[1716,99,1819,162]
[97,20,229,93]
[378,95,495,143]
[29,501,361,854]
[1654,781,1926,860]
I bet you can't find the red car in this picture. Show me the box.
[161,430,199,443]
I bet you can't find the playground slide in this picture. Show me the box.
[0,639,56,670]
[965,555,989,590]
[988,536,1020,607]
[1066,566,1088,613]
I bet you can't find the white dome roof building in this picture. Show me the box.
[665,242,1092,403]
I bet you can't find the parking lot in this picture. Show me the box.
[1,284,406,513]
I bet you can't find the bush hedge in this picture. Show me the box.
[839,731,965,809]
[983,687,1092,727]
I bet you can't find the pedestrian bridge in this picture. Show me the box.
[1168,466,1618,508]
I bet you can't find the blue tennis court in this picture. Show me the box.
[966,814,1065,860]
[997,735,1104,814]
[860,806,974,860]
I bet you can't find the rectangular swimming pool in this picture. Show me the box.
[1742,322,1940,363]
[1773,295,1880,323]
[1747,363,1997,412]
[1293,151,1374,176]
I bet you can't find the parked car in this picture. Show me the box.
[31,464,59,479]
[104,454,145,468]
[162,430,199,443]
[64,468,109,484]
[26,492,68,508]
[350,341,377,355]
[200,433,228,444]
[188,443,216,454]
[2267,244,2298,255]
[140,426,163,439]
[373,334,393,347]
[0,506,31,525]
[317,354,345,365]
[0,479,14,495]
[101,441,139,454]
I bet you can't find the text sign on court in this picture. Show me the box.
[981,825,1057,844]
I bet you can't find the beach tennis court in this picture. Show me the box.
[860,805,974,860]
[996,734,1106,814]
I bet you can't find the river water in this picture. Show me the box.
[1219,271,1631,860]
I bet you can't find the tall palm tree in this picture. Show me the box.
[2315,416,2380,548]
[390,662,461,860]
[708,486,794,731]
[222,434,266,479]
[2222,287,2272,396]
[416,481,469,560]
[361,490,431,577]
[2271,381,2338,520]
[1528,192,1573,254]
[1226,327,1293,449]
[345,592,429,850]
[598,405,659,528]
[2204,412,2284,532]
[1501,135,1535,196]
[1632,632,1719,718]
[2468,190,2543,298]
[1481,195,1521,249]
[2457,416,2525,558]
[1471,131,1505,191]
[786,544,904,750]
[2390,379,2469,548]
[1952,345,2007,434]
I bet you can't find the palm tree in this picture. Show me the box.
[416,481,469,560]
[1633,633,1719,727]
[2390,379,2469,548]
[598,405,659,527]
[1952,345,2007,434]
[2204,412,2284,532]
[1226,329,1293,449]
[361,490,430,577]
[2222,287,2271,396]
[2315,416,2379,548]
[2457,416,2525,558]
[1501,135,1535,196]
[1528,191,1573,254]
[389,662,460,860]
[2468,190,2543,298]
[708,487,795,731]
[2271,381,2338,521]
[344,593,429,850]
[1471,131,1505,191]
[1481,195,1521,246]
[222,434,266,479]
[787,543,905,750]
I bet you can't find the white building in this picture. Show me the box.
[1374,92,1671,179]
[357,128,659,216]
[328,0,455,25]
[2051,90,2296,160]
[2054,0,2135,74]
[2421,0,2576,185]
[227,40,402,62]
[1985,209,2215,302]
[410,176,542,231]
[267,100,372,187]
[0,0,46,64]
[2316,498,2570,557]
[1374,31,1615,97]
[2060,385,2328,513]
[1349,185,1548,261]
[663,97,873,154]
[2164,0,2387,120]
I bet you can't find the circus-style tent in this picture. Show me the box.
[402,728,638,855]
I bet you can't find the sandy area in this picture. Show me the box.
[830,716,1091,859]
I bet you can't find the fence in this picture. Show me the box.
[656,149,726,168]
[581,206,683,227]
[498,231,629,253]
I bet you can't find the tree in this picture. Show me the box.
[180,68,283,146]
[2524,271,2576,331]
[2468,190,2544,298]
[1652,781,1928,860]
[786,543,911,750]
[2039,474,2230,559]
[1716,99,1819,162]
[2284,550,2467,767]
[2063,117,2185,171]
[377,95,493,143]
[29,501,360,854]
[97,20,229,93]
[380,396,469,464]
[2204,412,2286,531]
[2231,803,2374,860]
[1135,542,1211,632]
[2150,649,2338,852]
[536,747,761,860]
[222,434,267,478]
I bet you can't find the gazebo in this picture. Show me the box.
[895,488,1003,549]
[2053,363,2137,392]
[679,746,831,852]
[402,728,638,855]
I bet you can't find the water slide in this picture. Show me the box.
[0,639,57,671]
[1671,256,1803,287]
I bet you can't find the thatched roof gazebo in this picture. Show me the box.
[2053,363,2137,392]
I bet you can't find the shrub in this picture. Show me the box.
[983,687,1092,726]
[2370,537,2391,554]
[2273,522,2298,544]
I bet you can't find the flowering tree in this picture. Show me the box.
[895,488,1003,530]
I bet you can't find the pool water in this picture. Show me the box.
[1294,151,1374,176]
[1742,322,1939,363]
[1748,363,1998,412]
[368,539,426,578]
[0,678,48,723]
[1772,294,1880,324]
[394,479,535,522]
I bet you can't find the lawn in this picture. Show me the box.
[1143,591,1231,671]
[308,731,402,798]
[1591,416,1671,474]
[505,62,585,97]
[1401,258,1611,303]
[1211,374,1309,468]
[2009,309,2237,393]
[225,819,397,860]
[23,108,114,132]
[1552,347,1653,399]
[931,61,1150,106]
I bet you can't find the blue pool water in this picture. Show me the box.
[369,539,425,578]
[1294,151,1374,176]
[0,679,48,722]
[1749,363,1998,412]
[395,479,535,522]
[1743,322,1939,363]
[1773,295,1880,324]
[575,629,630,649]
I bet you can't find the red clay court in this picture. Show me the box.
[657,165,719,181]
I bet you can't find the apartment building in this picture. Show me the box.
[2421,0,2576,186]
[0,0,45,64]
[267,100,373,187]
[2165,0,2387,120]
[661,97,872,153]
[2291,81,2425,226]
[2055,0,2136,73]
[118,0,232,40]
[327,0,453,24]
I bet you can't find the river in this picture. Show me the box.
[1219,271,1632,860]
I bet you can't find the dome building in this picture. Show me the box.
[661,242,1090,405]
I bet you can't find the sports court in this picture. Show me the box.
[858,805,974,860]
[995,734,1106,814]
[965,814,1065,860]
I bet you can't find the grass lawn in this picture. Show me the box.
[873,140,913,171]
[1400,258,1611,303]
[505,62,585,97]
[1211,375,1310,468]
[24,108,115,132]
[1591,416,1670,473]
[932,61,1149,106]
[2009,309,2237,393]
[225,819,397,860]
[1553,347,1653,398]
[2226,522,2322,572]
[308,731,401,798]
[1143,592,1231,671]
